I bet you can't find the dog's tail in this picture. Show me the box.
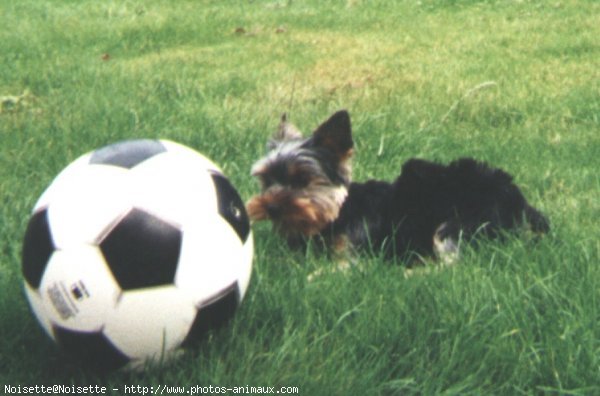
[524,205,550,234]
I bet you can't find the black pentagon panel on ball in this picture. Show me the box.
[181,283,241,347]
[53,326,130,371]
[210,172,250,243]
[22,209,55,289]
[100,208,182,290]
[89,139,166,169]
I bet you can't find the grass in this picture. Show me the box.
[1,0,599,394]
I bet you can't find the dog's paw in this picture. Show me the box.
[433,222,460,266]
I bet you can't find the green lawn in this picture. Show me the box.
[1,0,599,394]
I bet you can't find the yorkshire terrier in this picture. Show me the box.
[246,110,549,265]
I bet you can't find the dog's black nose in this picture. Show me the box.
[265,202,281,219]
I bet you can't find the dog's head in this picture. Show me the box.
[246,110,354,238]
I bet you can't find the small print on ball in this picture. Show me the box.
[21,139,253,371]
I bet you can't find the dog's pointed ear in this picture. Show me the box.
[268,113,303,149]
[311,110,354,159]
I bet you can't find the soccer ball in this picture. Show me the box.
[21,139,253,371]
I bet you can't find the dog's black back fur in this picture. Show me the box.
[328,157,549,259]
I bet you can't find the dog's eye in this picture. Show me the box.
[261,176,274,189]
[289,173,309,188]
